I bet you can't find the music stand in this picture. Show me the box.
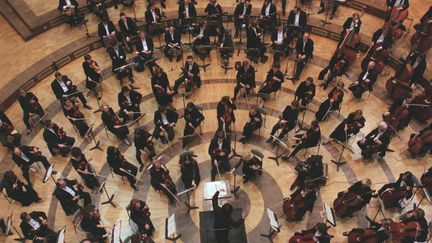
[197,45,212,72]
[165,214,182,241]
[43,164,56,184]
[267,135,289,166]
[98,181,115,207]
[322,204,336,226]
[10,214,25,242]
[296,104,309,132]
[57,226,66,243]
[177,187,198,213]
[331,139,348,171]
[260,208,280,243]
[85,121,103,151]
[111,221,122,243]
[150,22,166,49]
[219,47,234,74]
[230,159,243,199]
[320,0,332,26]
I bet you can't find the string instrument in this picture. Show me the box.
[410,94,432,122]
[331,58,347,76]
[27,93,42,112]
[361,40,389,75]
[283,189,313,221]
[380,187,412,209]
[90,60,101,73]
[58,127,67,140]
[213,148,224,157]
[333,190,374,217]
[388,5,409,25]
[385,60,413,100]
[411,17,432,52]
[420,170,432,196]
[346,119,365,135]
[330,88,343,107]
[346,228,380,243]
[383,105,409,131]
[222,103,232,123]
[111,110,123,126]
[408,129,432,156]
[389,221,420,242]
[288,232,316,243]
[0,121,14,134]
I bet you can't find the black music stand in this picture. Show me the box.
[320,0,332,26]
[150,22,166,50]
[165,214,182,242]
[10,214,26,242]
[197,45,212,72]
[330,139,348,171]
[219,47,234,74]
[177,187,199,214]
[86,122,103,151]
[260,208,280,243]
[99,181,115,207]
[267,135,289,166]
[230,159,243,199]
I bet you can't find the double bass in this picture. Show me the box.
[389,221,420,242]
[411,16,432,52]
[288,233,316,243]
[383,105,409,131]
[283,188,314,221]
[338,11,364,63]
[333,189,375,218]
[409,91,432,122]
[408,129,432,156]
[346,228,380,243]
[380,187,412,209]
[386,5,409,40]
[385,58,413,100]
[420,168,432,196]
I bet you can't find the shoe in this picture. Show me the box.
[139,164,144,173]
[52,170,58,175]
[26,129,33,135]
[266,138,273,143]
[83,104,92,110]
[317,9,324,14]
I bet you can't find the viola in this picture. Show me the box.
[288,232,316,243]
[408,129,432,156]
[389,221,420,242]
[383,105,409,131]
[346,228,379,243]
[380,187,412,209]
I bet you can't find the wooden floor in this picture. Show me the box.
[0,1,432,243]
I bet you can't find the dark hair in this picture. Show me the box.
[121,86,130,93]
[71,147,81,158]
[84,54,91,61]
[119,12,126,17]
[222,203,233,215]
[186,102,195,109]
[20,212,28,221]
[316,223,327,233]
[55,72,62,78]
[107,146,116,157]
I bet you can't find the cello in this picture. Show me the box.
[288,233,316,243]
[283,188,315,221]
[389,221,420,242]
[386,4,409,40]
[379,187,412,209]
[383,105,409,131]
[385,56,413,100]
[411,16,432,52]
[408,128,432,156]
[409,91,432,122]
[420,168,432,196]
[346,228,380,243]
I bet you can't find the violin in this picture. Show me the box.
[330,88,343,106]
[346,228,380,243]
[58,127,67,140]
[411,17,432,52]
[288,233,316,243]
[408,129,432,156]
[380,187,412,209]
[383,105,409,131]
[389,221,420,242]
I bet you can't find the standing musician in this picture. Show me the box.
[395,208,428,243]
[129,199,155,238]
[153,106,179,143]
[282,120,321,161]
[349,60,378,99]
[334,178,374,218]
[408,122,432,156]
[319,52,348,90]
[58,0,80,25]
[343,218,392,242]
[289,223,331,243]
[0,170,41,206]
[164,25,183,62]
[70,147,100,190]
[62,97,91,139]
[378,171,414,209]
[357,121,392,159]
[108,41,134,83]
[134,126,156,172]
[287,6,308,41]
[42,119,75,157]
[339,13,362,46]
[118,85,142,121]
[19,211,58,243]
[151,66,173,107]
[145,3,162,33]
[101,104,131,145]
[191,22,211,57]
[315,82,344,121]
[204,0,223,35]
[329,110,365,144]
[257,63,284,101]
[271,25,290,62]
[233,0,252,38]
[233,60,255,101]
[135,31,156,75]
[179,152,201,188]
[259,0,277,32]
[386,0,409,22]
[362,26,393,75]
[18,89,45,134]
[239,152,262,182]
[290,155,324,190]
[247,22,267,62]
[82,54,103,100]
[383,97,411,131]
[51,72,92,110]
[80,205,111,241]
[283,186,317,221]
[182,102,205,148]
[266,100,300,145]
[12,145,57,186]
[208,131,231,181]
[239,108,262,144]
[118,12,138,52]
[295,76,316,108]
[90,0,107,19]
[173,56,201,95]
[150,161,177,206]
[97,17,118,47]
[318,0,339,20]
[54,178,92,214]
[216,96,236,133]
[291,32,314,81]
[178,0,197,25]
[107,146,138,190]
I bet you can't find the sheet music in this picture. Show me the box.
[167,214,176,237]
[57,226,66,243]
[43,164,54,183]
[111,221,121,243]
[203,181,228,199]
[266,208,279,231]
[323,204,336,226]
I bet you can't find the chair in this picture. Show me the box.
[71,209,83,234]
[251,149,264,164]
[255,107,267,136]
[324,103,342,121]
[246,48,260,63]
[109,167,126,184]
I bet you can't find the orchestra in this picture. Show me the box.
[178,0,197,24]
[51,72,92,110]
[129,199,155,239]
[164,25,183,62]
[19,211,58,243]
[259,0,277,32]
[151,66,174,106]
[0,170,41,206]
[393,207,428,242]
[289,223,331,243]
[295,76,315,107]
[62,97,91,139]
[319,51,348,90]
[287,6,308,38]
[97,17,118,47]
[108,41,134,84]
[291,155,324,190]
[247,22,267,62]
[378,171,414,209]
[173,55,201,95]
[343,218,392,242]
[135,31,157,74]
[283,186,317,221]
[329,109,365,143]
[315,81,344,121]
[238,152,262,182]
[233,0,252,38]
[258,63,284,102]
[349,60,378,99]
[81,204,111,241]
[271,25,289,63]
[118,12,138,52]
[408,122,432,156]
[150,161,177,206]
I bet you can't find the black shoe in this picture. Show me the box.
[266,138,273,143]
[52,170,57,175]
[83,104,92,110]
[131,184,138,191]
[139,164,144,173]
[317,9,324,14]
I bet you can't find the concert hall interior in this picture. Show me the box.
[1,0,432,242]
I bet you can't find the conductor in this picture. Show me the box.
[212,190,245,243]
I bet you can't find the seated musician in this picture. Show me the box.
[240,152,262,182]
[335,178,374,218]
[164,26,183,62]
[339,13,362,46]
[90,0,107,19]
[179,151,201,188]
[247,22,267,62]
[271,25,289,62]
[384,97,411,130]
[19,211,58,243]
[82,54,102,99]
[364,26,393,74]
[51,72,92,109]
[284,186,317,221]
[0,111,21,150]
[408,52,426,87]
[318,0,339,20]
[409,122,432,156]
[118,86,142,122]
[328,109,365,144]
[233,0,252,38]
[151,66,173,106]
[135,31,156,74]
[12,145,57,186]
[107,146,138,190]
[118,12,138,52]
[358,121,392,158]
[233,60,255,101]
[291,32,314,81]
[239,108,263,144]
[209,131,231,181]
[191,22,211,58]
[57,0,80,25]
[145,3,162,34]
[18,89,45,134]
[344,218,392,242]
[81,205,111,241]
[291,155,324,190]
[182,102,205,148]
[101,104,131,145]
[378,171,414,209]
[319,52,348,90]
[257,63,284,102]
[349,60,378,99]
[150,161,177,206]
[153,106,179,143]
[108,42,134,83]
[97,17,117,47]
[295,77,316,108]
[315,81,344,121]
[259,0,277,32]
[217,96,237,133]
[266,100,300,146]
[173,56,201,95]
[129,199,155,237]
[204,0,223,36]
[134,126,156,172]
[398,207,428,243]
[386,0,410,21]
[54,178,92,215]
[290,223,330,243]
[282,120,321,161]
[70,147,100,190]
[287,6,307,41]
[178,0,197,26]
[0,170,41,206]
[62,97,91,139]
[219,31,234,62]
[42,119,75,157]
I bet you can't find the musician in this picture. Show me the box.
[205,0,223,35]
[219,31,234,62]
[329,110,365,143]
[18,89,45,134]
[216,96,236,133]
[0,170,41,206]
[145,3,162,28]
[233,60,255,101]
[320,54,348,90]
[135,31,156,74]
[173,55,201,95]
[398,207,428,242]
[97,17,117,46]
[134,126,156,172]
[212,190,245,243]
[0,111,21,150]
[118,12,138,52]
[287,6,308,34]
[233,0,252,38]
[318,0,339,20]
[378,171,414,208]
[178,0,197,23]
[315,82,344,121]
[164,25,182,62]
[153,106,179,144]
[240,152,262,182]
[257,63,284,101]
[344,218,391,242]
[247,22,267,62]
[107,146,138,190]
[271,25,289,62]
[239,109,263,144]
[90,0,107,19]
[129,199,155,237]
[291,155,324,190]
[57,0,80,25]
[70,147,100,190]
[366,26,393,68]
[54,178,92,214]
[290,223,330,243]
[209,131,231,181]
[82,54,102,99]
[108,42,134,83]
[101,104,131,145]
[259,0,277,32]
[408,52,426,86]
[62,97,91,140]
[80,204,111,241]
[358,121,392,159]
[339,13,362,46]
[295,77,316,107]
[386,0,410,21]
[151,66,173,106]
[266,100,300,145]
[337,178,373,218]
[179,152,201,188]
[282,120,321,161]
[182,102,205,148]
[19,211,58,243]
[12,145,57,185]
[349,60,378,99]
[409,122,432,156]
[51,72,92,109]
[292,32,314,80]
[42,119,75,157]
[150,161,177,205]
[118,86,142,122]
[284,187,317,221]
[384,97,411,130]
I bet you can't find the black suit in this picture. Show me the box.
[101,107,129,139]
[287,10,307,29]
[294,38,314,78]
[387,0,409,9]
[20,211,57,242]
[134,36,156,72]
[151,72,173,106]
[107,149,138,187]
[247,27,266,58]
[12,145,52,185]
[358,127,392,158]
[271,28,290,59]
[379,172,414,207]
[43,124,75,156]
[164,30,182,59]
[212,191,244,242]
[134,130,155,165]
[97,21,116,39]
[82,61,102,90]
[51,76,88,105]
[349,67,378,99]
[174,61,201,93]
[54,179,92,215]
[216,100,236,133]
[178,3,197,20]
[234,3,251,30]
[118,89,142,121]
[270,105,299,140]
[183,107,205,147]
[258,69,284,95]
[145,8,161,25]
[18,92,45,130]
[118,17,137,38]
[57,0,79,11]
[233,65,255,99]
[153,109,179,142]
[260,3,277,31]
[208,138,231,181]
[0,111,21,150]
[295,81,316,106]
[107,45,133,81]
